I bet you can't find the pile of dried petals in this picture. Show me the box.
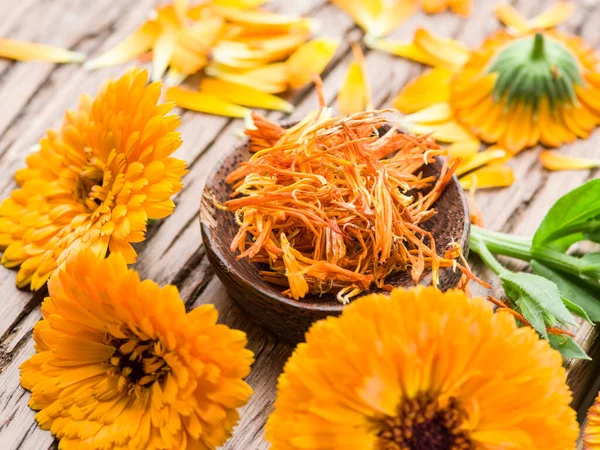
[223,104,478,303]
[372,2,600,173]
[84,0,338,117]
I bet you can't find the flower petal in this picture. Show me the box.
[403,102,452,123]
[456,148,509,176]
[332,0,416,38]
[447,140,480,160]
[337,44,371,115]
[413,28,470,71]
[85,22,160,69]
[494,4,531,33]
[199,78,294,112]
[368,39,440,67]
[166,86,250,117]
[460,164,515,189]
[407,120,475,143]
[530,2,574,29]
[393,67,453,113]
[174,0,189,22]
[152,31,177,82]
[286,38,339,89]
[539,151,600,171]
[0,38,85,63]
[206,62,289,93]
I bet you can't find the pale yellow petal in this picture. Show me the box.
[368,39,441,67]
[337,44,371,115]
[286,38,339,89]
[447,140,480,160]
[332,0,416,38]
[413,28,470,71]
[0,38,85,63]
[460,164,515,189]
[407,120,475,143]
[152,32,177,81]
[86,22,159,69]
[456,148,509,177]
[403,102,452,123]
[166,86,250,117]
[494,4,531,33]
[530,1,574,29]
[206,62,289,93]
[393,67,453,113]
[174,0,189,22]
[199,78,294,112]
[539,151,600,171]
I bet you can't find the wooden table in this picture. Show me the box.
[1,0,599,448]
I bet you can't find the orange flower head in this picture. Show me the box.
[382,2,600,155]
[0,69,186,290]
[20,250,254,450]
[266,286,578,450]
[586,392,600,449]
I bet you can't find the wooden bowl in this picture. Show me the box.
[200,127,470,343]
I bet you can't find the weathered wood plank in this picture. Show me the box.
[0,0,599,448]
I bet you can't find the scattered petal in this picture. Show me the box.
[460,164,515,189]
[456,148,509,176]
[394,67,453,113]
[403,102,452,123]
[167,86,250,117]
[0,38,85,63]
[200,78,294,112]
[286,38,339,89]
[413,28,470,70]
[539,151,600,171]
[407,120,476,143]
[493,4,531,33]
[530,2,574,29]
[337,43,372,115]
[207,62,289,93]
[447,140,480,160]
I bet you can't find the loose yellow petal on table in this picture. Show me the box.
[368,39,441,67]
[394,67,453,113]
[447,140,480,160]
[331,0,416,38]
[174,0,189,22]
[0,38,85,63]
[403,102,452,123]
[286,38,339,89]
[460,164,515,189]
[539,150,600,171]
[493,4,531,33]
[337,44,371,115]
[530,1,574,29]
[152,30,177,81]
[207,62,289,93]
[455,148,509,177]
[449,0,473,16]
[166,86,250,117]
[413,28,470,70]
[407,120,475,143]
[211,5,314,32]
[85,21,160,69]
[200,78,294,112]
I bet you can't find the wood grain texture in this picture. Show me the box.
[0,0,599,448]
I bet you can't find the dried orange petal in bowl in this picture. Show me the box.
[200,98,479,340]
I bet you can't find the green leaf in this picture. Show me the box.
[531,260,600,323]
[585,230,600,244]
[500,272,577,327]
[548,334,591,360]
[579,253,600,279]
[533,179,600,247]
[561,297,592,324]
[518,296,548,339]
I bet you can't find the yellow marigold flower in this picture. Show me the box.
[266,286,578,450]
[20,250,254,450]
[375,2,600,156]
[0,69,186,290]
[586,392,600,448]
[331,0,472,38]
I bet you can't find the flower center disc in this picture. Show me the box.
[377,395,473,450]
[488,32,583,110]
[75,165,105,211]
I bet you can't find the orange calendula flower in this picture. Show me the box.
[0,69,186,290]
[331,0,472,39]
[586,392,600,449]
[20,250,254,450]
[375,2,600,156]
[0,38,86,63]
[266,286,579,450]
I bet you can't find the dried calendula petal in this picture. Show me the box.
[0,38,85,63]
[539,151,600,171]
[337,43,372,115]
[199,78,294,112]
[286,38,339,89]
[166,86,250,117]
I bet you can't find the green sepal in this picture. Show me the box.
[548,334,591,360]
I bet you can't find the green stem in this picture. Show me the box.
[531,33,545,60]
[470,231,509,276]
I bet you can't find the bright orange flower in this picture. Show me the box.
[0,69,186,290]
[20,250,254,450]
[375,2,600,156]
[585,392,600,449]
[267,286,578,450]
